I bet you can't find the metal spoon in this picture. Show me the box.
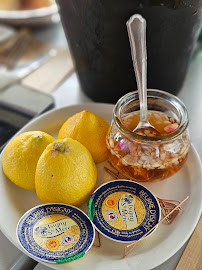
[126,14,160,137]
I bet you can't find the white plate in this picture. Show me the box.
[0,103,202,270]
[0,4,59,26]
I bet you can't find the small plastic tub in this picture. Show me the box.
[16,203,95,263]
[88,179,161,243]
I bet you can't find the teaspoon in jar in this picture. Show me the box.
[126,14,160,137]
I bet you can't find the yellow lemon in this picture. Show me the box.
[2,131,55,190]
[58,110,110,164]
[35,138,97,206]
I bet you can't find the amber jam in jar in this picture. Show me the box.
[106,90,190,182]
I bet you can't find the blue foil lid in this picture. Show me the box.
[89,180,161,242]
[16,203,95,263]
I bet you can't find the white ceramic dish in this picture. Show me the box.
[0,4,59,26]
[0,103,202,270]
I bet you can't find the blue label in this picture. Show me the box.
[90,180,160,242]
[17,204,95,262]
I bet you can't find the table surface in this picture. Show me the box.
[0,21,201,270]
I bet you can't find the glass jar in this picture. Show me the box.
[106,89,190,182]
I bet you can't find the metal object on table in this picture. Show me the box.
[123,196,189,258]
[0,28,32,69]
[0,47,57,151]
[0,48,57,90]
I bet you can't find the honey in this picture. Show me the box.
[107,146,188,182]
[106,89,190,183]
[123,111,179,136]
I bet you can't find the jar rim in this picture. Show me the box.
[113,89,189,143]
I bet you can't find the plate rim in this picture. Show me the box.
[0,103,202,270]
[0,4,58,19]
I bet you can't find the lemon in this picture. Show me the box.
[2,131,55,190]
[35,138,97,206]
[58,110,110,164]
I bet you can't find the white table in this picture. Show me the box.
[0,22,201,270]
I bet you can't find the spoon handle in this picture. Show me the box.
[126,14,148,123]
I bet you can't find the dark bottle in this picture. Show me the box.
[57,0,202,103]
